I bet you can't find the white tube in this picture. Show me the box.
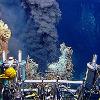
[24,80,42,83]
[24,80,83,84]
[21,89,38,92]
[21,88,76,93]
[2,51,6,62]
[58,80,83,84]
[18,50,22,63]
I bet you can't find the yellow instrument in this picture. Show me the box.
[25,92,38,98]
[0,67,16,80]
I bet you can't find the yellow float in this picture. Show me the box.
[0,67,16,80]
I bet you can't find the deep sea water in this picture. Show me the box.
[58,0,100,79]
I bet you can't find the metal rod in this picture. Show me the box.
[18,50,22,63]
[23,80,83,84]
[2,51,6,62]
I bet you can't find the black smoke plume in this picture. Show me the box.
[21,0,61,71]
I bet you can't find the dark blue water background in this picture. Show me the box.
[58,0,100,79]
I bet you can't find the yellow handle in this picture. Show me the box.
[0,74,9,79]
[25,93,37,98]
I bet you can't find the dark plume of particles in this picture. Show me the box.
[21,0,61,72]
